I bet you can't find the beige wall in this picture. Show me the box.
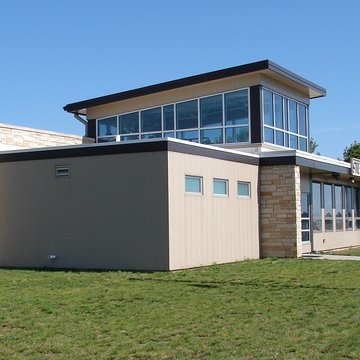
[87,73,309,120]
[167,152,259,270]
[313,230,360,252]
[0,123,93,150]
[0,152,169,270]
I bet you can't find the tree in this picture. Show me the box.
[343,141,360,162]
[309,137,320,155]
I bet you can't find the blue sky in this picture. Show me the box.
[0,0,359,159]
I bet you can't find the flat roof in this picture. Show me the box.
[0,138,354,177]
[0,138,259,166]
[63,60,326,115]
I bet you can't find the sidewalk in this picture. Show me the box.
[302,254,360,261]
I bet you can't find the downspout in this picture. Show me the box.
[73,113,88,137]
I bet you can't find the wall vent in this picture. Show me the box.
[55,165,70,177]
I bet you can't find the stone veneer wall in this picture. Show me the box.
[0,123,93,150]
[260,165,302,258]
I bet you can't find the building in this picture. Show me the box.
[0,60,359,270]
[0,122,93,150]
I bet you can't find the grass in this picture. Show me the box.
[324,247,360,256]
[0,259,359,359]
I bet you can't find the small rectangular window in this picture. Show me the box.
[55,165,70,177]
[237,182,251,197]
[185,175,202,194]
[213,178,228,196]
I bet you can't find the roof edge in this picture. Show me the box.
[64,60,325,113]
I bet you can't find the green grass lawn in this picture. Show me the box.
[0,259,359,360]
[325,248,360,256]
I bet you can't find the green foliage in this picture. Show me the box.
[0,260,360,359]
[343,141,360,162]
[309,137,320,155]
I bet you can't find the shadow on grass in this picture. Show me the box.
[127,277,359,292]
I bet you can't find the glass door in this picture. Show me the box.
[301,193,311,243]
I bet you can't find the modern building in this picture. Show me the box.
[0,60,358,270]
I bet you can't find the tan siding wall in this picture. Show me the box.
[0,123,93,150]
[168,152,259,270]
[313,231,360,251]
[0,152,169,270]
[86,73,308,120]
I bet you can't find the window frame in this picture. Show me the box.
[323,183,334,232]
[301,192,311,243]
[185,175,203,195]
[95,87,251,145]
[237,181,251,198]
[261,87,309,151]
[334,185,344,232]
[213,178,229,197]
[312,182,322,233]
[344,186,353,231]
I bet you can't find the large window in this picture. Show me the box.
[355,188,360,230]
[141,107,161,133]
[120,112,139,134]
[301,193,310,242]
[344,187,353,230]
[176,100,198,130]
[334,185,343,231]
[200,95,222,128]
[312,182,359,233]
[98,116,117,137]
[262,88,308,151]
[312,182,322,232]
[96,88,250,144]
[323,184,333,231]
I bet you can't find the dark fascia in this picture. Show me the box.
[260,156,350,175]
[63,60,326,114]
[0,139,259,166]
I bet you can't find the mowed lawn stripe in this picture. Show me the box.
[0,259,359,359]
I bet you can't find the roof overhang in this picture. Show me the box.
[260,150,351,176]
[63,60,326,115]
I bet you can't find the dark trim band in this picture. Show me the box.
[0,140,259,166]
[260,156,350,175]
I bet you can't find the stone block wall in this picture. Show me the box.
[260,165,302,258]
[0,123,94,150]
